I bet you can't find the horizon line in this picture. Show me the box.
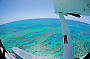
[0,17,90,25]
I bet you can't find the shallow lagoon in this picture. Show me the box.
[0,18,90,59]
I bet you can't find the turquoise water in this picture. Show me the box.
[0,18,90,59]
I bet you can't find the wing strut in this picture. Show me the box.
[59,12,74,59]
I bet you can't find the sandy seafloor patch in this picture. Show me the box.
[0,18,90,59]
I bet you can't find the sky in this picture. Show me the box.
[0,0,90,25]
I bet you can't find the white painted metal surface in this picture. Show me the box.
[59,12,74,59]
[5,52,16,59]
[52,0,90,59]
[12,47,53,59]
[53,0,90,16]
